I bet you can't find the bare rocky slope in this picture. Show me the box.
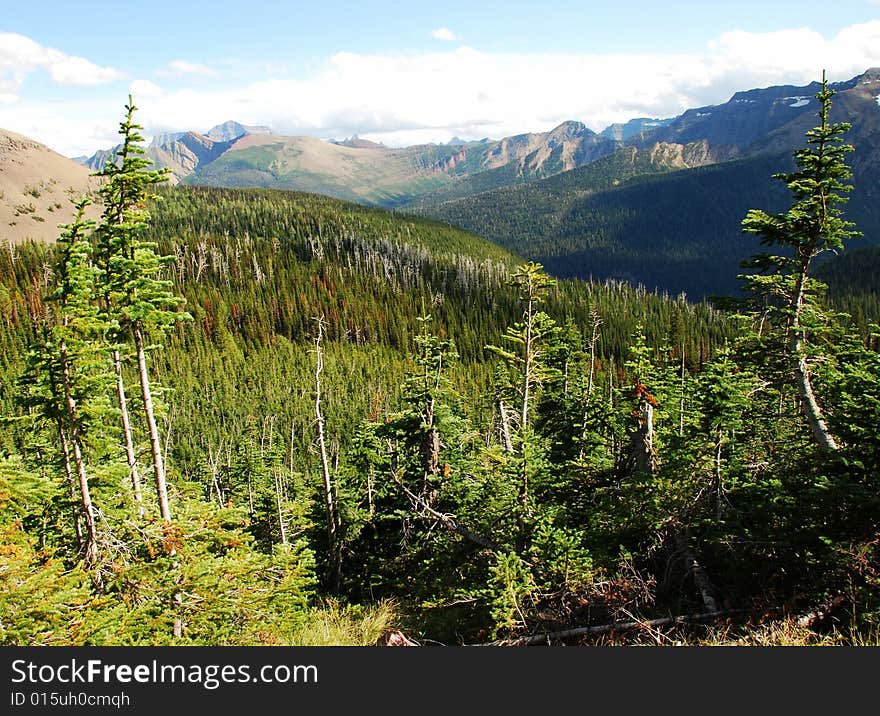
[0,128,99,244]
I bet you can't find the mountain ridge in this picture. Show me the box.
[69,70,879,211]
[412,69,880,298]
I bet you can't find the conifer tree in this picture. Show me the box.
[488,262,559,529]
[741,72,860,450]
[94,97,189,521]
[690,346,756,521]
[399,313,460,507]
[20,199,113,565]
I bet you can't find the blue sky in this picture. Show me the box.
[3,1,880,155]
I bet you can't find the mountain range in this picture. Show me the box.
[414,68,880,298]
[4,69,879,297]
[77,117,623,206]
[72,70,880,216]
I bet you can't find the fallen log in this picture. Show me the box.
[485,609,752,646]
[796,595,848,628]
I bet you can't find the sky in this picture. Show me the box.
[2,0,880,157]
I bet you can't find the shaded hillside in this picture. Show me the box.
[525,154,800,299]
[415,71,880,299]
[409,139,718,241]
[420,146,879,300]
[539,155,878,300]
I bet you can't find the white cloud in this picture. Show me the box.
[141,21,880,145]
[0,97,126,156]
[8,20,880,157]
[0,32,124,94]
[160,60,217,77]
[430,27,459,42]
[130,79,164,98]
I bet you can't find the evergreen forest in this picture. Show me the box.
[1,83,878,646]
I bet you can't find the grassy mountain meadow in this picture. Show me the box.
[1,74,879,647]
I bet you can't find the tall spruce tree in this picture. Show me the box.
[741,72,860,451]
[94,97,189,521]
[20,199,113,566]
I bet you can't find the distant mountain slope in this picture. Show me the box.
[80,120,620,206]
[414,70,880,299]
[600,117,674,141]
[631,83,822,158]
[149,132,236,181]
[409,138,717,226]
[79,130,236,185]
[185,120,620,206]
[0,128,98,243]
[183,134,447,205]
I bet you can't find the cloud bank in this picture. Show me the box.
[2,21,880,156]
[131,21,880,148]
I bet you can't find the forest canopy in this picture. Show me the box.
[1,83,878,647]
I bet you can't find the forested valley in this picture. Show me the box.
[1,84,878,646]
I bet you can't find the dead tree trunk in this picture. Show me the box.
[579,310,602,460]
[134,326,172,521]
[56,422,84,548]
[679,348,686,438]
[714,428,723,521]
[113,350,143,517]
[675,533,718,613]
[488,609,748,646]
[314,316,341,589]
[587,308,601,400]
[499,400,514,453]
[629,400,657,475]
[59,339,99,565]
[392,472,496,551]
[519,291,535,513]
[421,395,441,507]
[207,442,224,505]
[789,264,838,450]
[274,467,288,547]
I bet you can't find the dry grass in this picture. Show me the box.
[618,617,880,646]
[288,598,400,646]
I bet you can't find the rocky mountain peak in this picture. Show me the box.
[547,120,590,142]
[205,121,272,143]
